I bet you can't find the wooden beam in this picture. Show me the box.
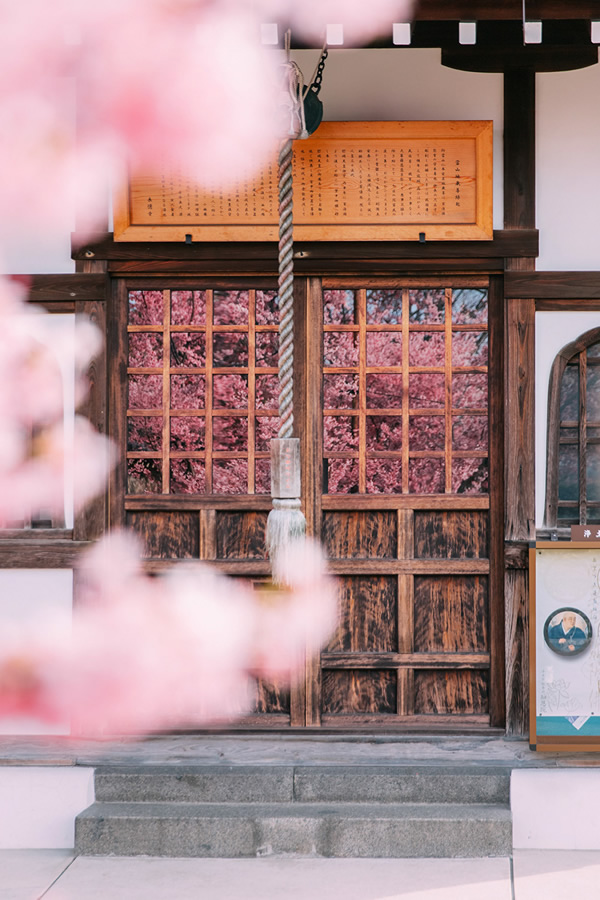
[22,274,107,305]
[506,271,600,299]
[415,1,600,19]
[443,45,597,74]
[504,73,536,236]
[0,541,90,567]
[72,231,539,264]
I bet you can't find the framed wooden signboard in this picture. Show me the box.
[114,121,493,243]
[530,541,600,751]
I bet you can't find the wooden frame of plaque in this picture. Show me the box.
[114,121,493,243]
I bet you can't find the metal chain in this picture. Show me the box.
[307,48,328,97]
[277,137,294,439]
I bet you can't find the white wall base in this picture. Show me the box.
[512,769,600,849]
[0,767,94,849]
[2,765,600,851]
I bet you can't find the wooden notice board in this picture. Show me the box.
[114,121,493,242]
[530,542,600,752]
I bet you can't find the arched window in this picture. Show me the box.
[545,327,600,527]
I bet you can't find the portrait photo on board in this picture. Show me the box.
[543,607,592,657]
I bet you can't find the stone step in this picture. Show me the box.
[75,800,512,858]
[93,765,511,805]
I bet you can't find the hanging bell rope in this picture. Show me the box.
[266,35,327,585]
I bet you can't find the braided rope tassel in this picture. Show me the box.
[266,136,306,584]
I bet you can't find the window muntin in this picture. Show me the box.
[322,287,489,495]
[551,338,600,525]
[126,288,280,495]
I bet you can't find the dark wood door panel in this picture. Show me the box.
[413,575,489,653]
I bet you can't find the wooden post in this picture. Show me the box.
[503,69,537,735]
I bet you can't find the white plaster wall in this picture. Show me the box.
[512,769,600,849]
[535,311,600,527]
[537,63,600,271]
[0,767,94,848]
[0,570,72,736]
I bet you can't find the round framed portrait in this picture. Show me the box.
[543,607,593,657]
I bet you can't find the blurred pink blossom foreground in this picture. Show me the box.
[0,0,413,229]
[0,532,338,734]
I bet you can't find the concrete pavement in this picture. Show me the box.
[1,851,599,900]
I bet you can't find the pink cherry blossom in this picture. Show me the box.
[0,532,338,734]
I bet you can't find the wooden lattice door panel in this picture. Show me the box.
[311,278,502,727]
[123,283,280,496]
[110,279,293,726]
[321,284,489,495]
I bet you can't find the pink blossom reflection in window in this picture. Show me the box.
[452,373,488,409]
[408,289,445,323]
[366,416,402,451]
[256,374,279,410]
[213,460,248,493]
[366,333,402,366]
[326,459,358,493]
[452,459,488,494]
[366,459,402,493]
[170,460,206,494]
[324,374,359,409]
[128,375,162,410]
[213,374,248,408]
[171,291,206,325]
[213,416,248,452]
[255,291,279,325]
[129,333,163,367]
[170,417,205,451]
[255,416,279,452]
[452,416,488,452]
[409,458,444,493]
[409,416,445,451]
[213,333,248,367]
[452,332,488,366]
[127,416,163,451]
[324,416,359,451]
[128,290,163,325]
[323,290,355,324]
[366,290,402,324]
[452,288,487,325]
[256,333,278,367]
[128,459,162,494]
[213,291,249,325]
[171,333,206,367]
[255,460,271,493]
[366,375,402,409]
[170,375,206,410]
[409,332,444,366]
[323,333,358,367]
[409,374,445,408]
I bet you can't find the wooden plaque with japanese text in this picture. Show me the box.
[114,121,493,242]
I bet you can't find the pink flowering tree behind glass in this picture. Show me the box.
[0,0,414,733]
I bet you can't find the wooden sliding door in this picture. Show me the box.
[109,274,504,730]
[300,277,504,729]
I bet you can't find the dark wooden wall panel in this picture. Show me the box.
[327,576,397,653]
[216,512,268,560]
[126,511,199,558]
[505,568,529,735]
[322,670,397,715]
[414,576,489,652]
[322,511,397,559]
[414,511,488,559]
[414,670,489,715]
[253,679,291,715]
